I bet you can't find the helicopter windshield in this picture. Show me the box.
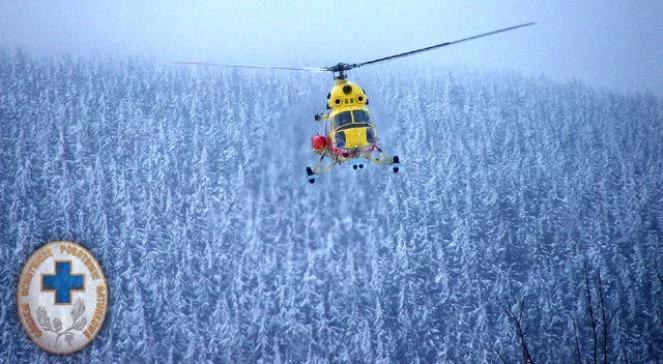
[353,110,370,123]
[334,111,352,127]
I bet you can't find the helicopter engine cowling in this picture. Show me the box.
[311,134,327,151]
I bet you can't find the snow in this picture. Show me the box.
[0,51,662,362]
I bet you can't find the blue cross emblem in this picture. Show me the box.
[42,262,84,304]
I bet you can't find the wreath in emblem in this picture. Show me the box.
[36,298,87,346]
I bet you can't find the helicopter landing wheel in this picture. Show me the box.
[306,167,316,184]
[392,156,400,173]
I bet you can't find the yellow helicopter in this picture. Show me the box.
[175,22,534,184]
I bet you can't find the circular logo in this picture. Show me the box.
[17,241,108,354]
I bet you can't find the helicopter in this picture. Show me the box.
[174,22,535,184]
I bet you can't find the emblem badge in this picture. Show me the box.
[17,241,108,354]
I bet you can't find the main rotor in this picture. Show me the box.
[173,22,536,80]
[325,63,355,80]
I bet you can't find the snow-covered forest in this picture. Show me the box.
[1,50,662,363]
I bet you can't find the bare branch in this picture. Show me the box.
[656,261,663,329]
[584,261,598,364]
[573,318,582,364]
[493,346,509,364]
[622,346,630,364]
[597,270,609,364]
[504,300,535,364]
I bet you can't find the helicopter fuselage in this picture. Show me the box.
[321,79,377,155]
[308,78,400,179]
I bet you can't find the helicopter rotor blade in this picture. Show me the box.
[172,61,326,73]
[351,22,536,69]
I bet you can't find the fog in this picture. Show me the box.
[1,0,661,95]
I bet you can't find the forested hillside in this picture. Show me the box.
[1,51,661,363]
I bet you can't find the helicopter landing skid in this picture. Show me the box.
[306,149,399,183]
[366,149,400,173]
[306,155,339,184]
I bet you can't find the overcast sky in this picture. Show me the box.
[1,1,661,95]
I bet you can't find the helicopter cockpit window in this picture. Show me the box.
[334,111,352,127]
[353,110,370,123]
